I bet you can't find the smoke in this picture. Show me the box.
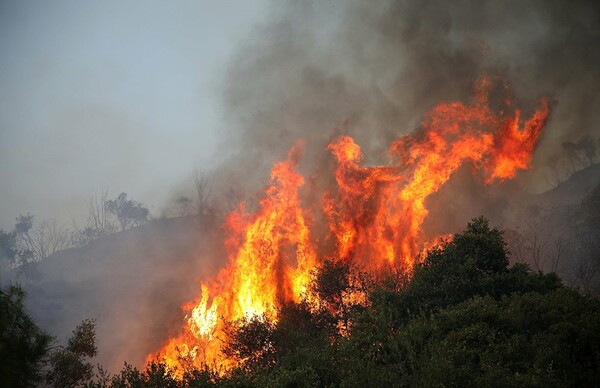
[7,215,226,373]
[213,0,599,199]
[5,0,600,374]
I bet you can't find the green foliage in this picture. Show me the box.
[110,362,146,387]
[47,348,95,387]
[181,364,222,387]
[46,319,99,387]
[395,289,600,387]
[110,361,218,388]
[68,318,98,357]
[312,259,352,309]
[0,285,52,386]
[372,217,562,328]
[85,217,600,386]
[222,316,277,373]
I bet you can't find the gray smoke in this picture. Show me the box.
[5,0,600,374]
[67,0,600,370]
[213,0,599,198]
[6,215,226,372]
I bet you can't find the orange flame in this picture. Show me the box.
[151,142,317,374]
[149,76,549,374]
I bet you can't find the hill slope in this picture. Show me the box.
[2,164,598,373]
[1,215,224,372]
[535,163,600,207]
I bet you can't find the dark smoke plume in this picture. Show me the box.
[214,0,599,199]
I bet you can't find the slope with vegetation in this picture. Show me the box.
[3,217,598,387]
[195,217,598,387]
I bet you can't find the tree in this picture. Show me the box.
[194,169,213,216]
[34,218,71,260]
[0,229,18,269]
[174,195,194,217]
[0,285,52,386]
[1,214,71,268]
[105,192,150,231]
[336,218,596,387]
[110,361,179,387]
[393,289,600,387]
[379,217,559,323]
[46,319,98,387]
[0,215,38,269]
[72,189,117,247]
[222,316,277,374]
[13,214,36,266]
[101,217,599,386]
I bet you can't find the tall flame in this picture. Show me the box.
[153,142,317,373]
[149,76,550,374]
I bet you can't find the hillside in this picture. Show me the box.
[1,215,224,372]
[1,164,598,374]
[535,163,600,207]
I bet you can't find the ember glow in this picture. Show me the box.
[149,77,550,373]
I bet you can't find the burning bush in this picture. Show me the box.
[106,217,600,387]
[148,76,550,374]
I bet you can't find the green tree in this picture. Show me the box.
[401,289,600,387]
[222,316,277,374]
[46,319,98,387]
[337,217,566,386]
[106,217,600,387]
[110,361,179,388]
[0,285,52,386]
[372,217,561,327]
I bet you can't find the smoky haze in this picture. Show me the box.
[0,0,269,229]
[1,0,599,376]
[214,0,599,199]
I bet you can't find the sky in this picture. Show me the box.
[1,0,598,231]
[0,0,598,373]
[0,0,270,229]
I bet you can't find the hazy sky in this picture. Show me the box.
[0,0,269,229]
[2,0,599,231]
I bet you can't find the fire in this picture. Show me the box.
[152,143,317,374]
[149,76,549,374]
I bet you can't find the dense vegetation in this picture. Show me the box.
[0,285,52,386]
[2,217,599,387]
[0,288,99,387]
